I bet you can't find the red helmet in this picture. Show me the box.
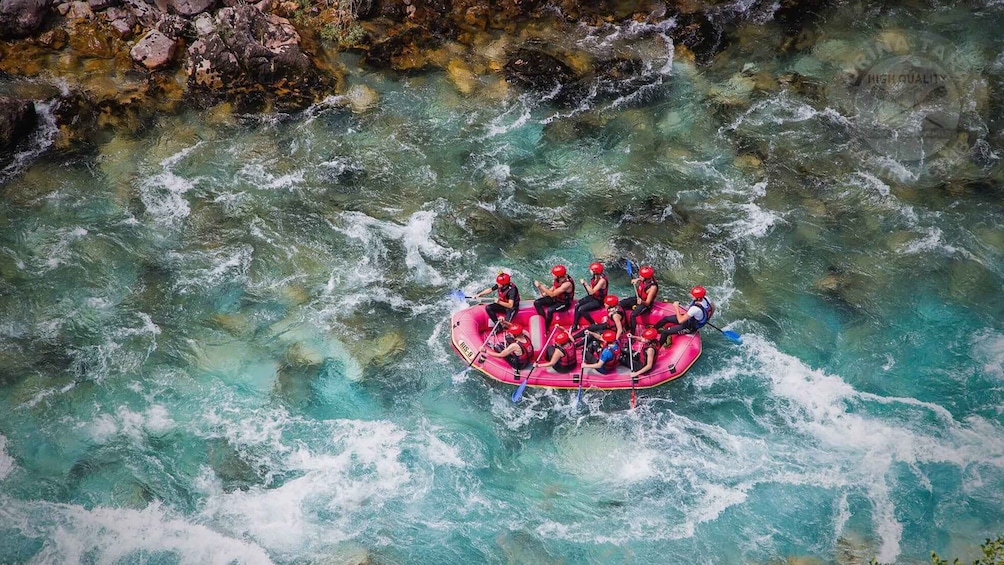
[604,295,619,307]
[496,272,510,285]
[551,264,567,278]
[554,331,570,345]
[589,262,604,274]
[642,327,659,341]
[639,265,654,279]
[691,285,706,299]
[507,323,524,336]
[601,330,617,343]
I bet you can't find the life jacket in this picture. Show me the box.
[589,273,608,299]
[602,308,625,329]
[498,284,520,308]
[513,336,533,366]
[552,275,574,305]
[550,343,577,370]
[629,340,659,369]
[601,344,620,372]
[688,298,714,329]
[636,278,658,304]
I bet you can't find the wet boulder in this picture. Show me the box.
[166,0,213,17]
[671,10,728,65]
[185,5,318,102]
[503,47,580,102]
[0,97,38,150]
[0,0,52,38]
[130,29,178,70]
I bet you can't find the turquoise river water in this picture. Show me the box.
[1,1,1003,563]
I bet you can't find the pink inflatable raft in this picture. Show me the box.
[450,300,702,391]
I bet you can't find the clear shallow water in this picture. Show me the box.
[1,2,1003,564]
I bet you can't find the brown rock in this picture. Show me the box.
[166,0,214,16]
[35,27,68,48]
[65,0,94,19]
[130,29,178,70]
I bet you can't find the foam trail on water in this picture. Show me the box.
[199,418,419,560]
[0,497,273,565]
[0,434,13,481]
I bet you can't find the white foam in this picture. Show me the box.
[88,405,176,444]
[200,419,416,558]
[743,334,1004,561]
[0,434,14,481]
[139,144,202,225]
[972,329,1004,380]
[332,210,458,286]
[0,498,273,565]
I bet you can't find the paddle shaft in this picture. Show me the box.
[467,318,502,369]
[512,324,560,402]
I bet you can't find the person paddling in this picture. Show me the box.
[625,327,660,379]
[573,295,626,345]
[533,264,575,332]
[619,265,658,333]
[532,330,576,374]
[473,272,521,327]
[652,286,714,344]
[572,262,608,332]
[582,329,621,375]
[484,322,534,370]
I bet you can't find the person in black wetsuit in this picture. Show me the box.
[623,327,660,379]
[652,286,714,345]
[573,295,626,345]
[533,264,574,332]
[484,322,534,370]
[572,262,608,332]
[532,330,577,374]
[473,272,521,326]
[618,265,658,333]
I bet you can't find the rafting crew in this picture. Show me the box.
[572,294,626,345]
[532,329,577,374]
[572,262,608,332]
[582,329,621,375]
[484,322,534,370]
[473,272,521,327]
[624,327,660,379]
[619,265,659,333]
[652,286,714,345]
[533,264,575,333]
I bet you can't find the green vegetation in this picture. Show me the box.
[870,537,1004,565]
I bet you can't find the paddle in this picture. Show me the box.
[512,325,560,403]
[574,333,587,409]
[627,333,636,409]
[456,318,502,377]
[706,321,742,344]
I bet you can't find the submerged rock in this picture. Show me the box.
[503,47,576,95]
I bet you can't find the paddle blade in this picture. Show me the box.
[630,389,636,409]
[449,289,467,301]
[574,382,583,409]
[511,379,529,402]
[722,330,742,344]
[625,259,635,277]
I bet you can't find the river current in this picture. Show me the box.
[1,1,1003,563]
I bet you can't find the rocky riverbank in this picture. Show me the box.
[0,0,832,155]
